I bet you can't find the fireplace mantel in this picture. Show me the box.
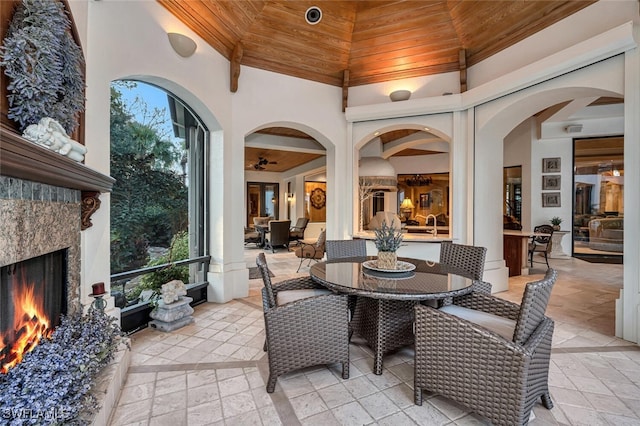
[1,129,114,192]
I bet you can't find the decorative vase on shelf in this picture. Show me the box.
[553,225,561,231]
[373,219,403,270]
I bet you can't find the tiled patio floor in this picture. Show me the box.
[109,247,640,425]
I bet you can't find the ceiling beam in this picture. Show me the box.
[342,69,349,112]
[230,42,243,93]
[459,49,467,93]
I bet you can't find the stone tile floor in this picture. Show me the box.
[109,247,640,425]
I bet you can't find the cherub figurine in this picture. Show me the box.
[22,117,87,162]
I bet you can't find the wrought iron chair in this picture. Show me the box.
[293,228,326,272]
[414,268,557,425]
[256,253,349,393]
[528,224,554,268]
[288,217,309,246]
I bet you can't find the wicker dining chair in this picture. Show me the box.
[256,253,349,393]
[325,239,367,328]
[326,239,367,260]
[439,241,490,294]
[414,268,558,425]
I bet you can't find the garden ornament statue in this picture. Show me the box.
[160,279,187,304]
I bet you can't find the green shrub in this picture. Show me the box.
[139,231,189,292]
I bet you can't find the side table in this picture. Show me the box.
[549,230,570,259]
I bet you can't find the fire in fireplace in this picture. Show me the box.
[1,250,68,373]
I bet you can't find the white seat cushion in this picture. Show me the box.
[440,305,516,341]
[276,289,331,306]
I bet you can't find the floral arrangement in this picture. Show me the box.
[373,219,403,252]
[0,307,127,425]
[0,0,85,134]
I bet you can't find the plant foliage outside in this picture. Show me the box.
[0,307,127,425]
[373,219,403,252]
[0,0,84,134]
[110,83,188,275]
[136,231,190,302]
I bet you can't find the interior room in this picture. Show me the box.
[1,0,639,424]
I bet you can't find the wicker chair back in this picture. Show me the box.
[438,241,487,281]
[256,253,276,308]
[513,268,557,345]
[326,239,367,260]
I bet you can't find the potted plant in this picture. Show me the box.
[373,219,403,269]
[550,216,562,231]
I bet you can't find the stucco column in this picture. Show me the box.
[474,112,510,292]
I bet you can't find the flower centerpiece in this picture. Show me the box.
[373,219,403,270]
[550,216,562,231]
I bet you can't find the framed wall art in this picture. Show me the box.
[542,157,561,173]
[542,175,561,190]
[542,192,561,207]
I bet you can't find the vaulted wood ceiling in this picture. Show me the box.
[157,0,600,171]
[158,0,595,87]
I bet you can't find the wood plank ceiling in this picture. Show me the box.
[157,0,598,171]
[158,0,595,87]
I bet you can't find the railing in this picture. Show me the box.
[110,255,211,334]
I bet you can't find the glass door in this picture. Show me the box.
[572,137,623,260]
[247,182,279,227]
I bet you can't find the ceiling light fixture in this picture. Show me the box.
[167,32,197,57]
[389,89,412,102]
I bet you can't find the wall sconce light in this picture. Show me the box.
[286,193,294,202]
[167,32,197,58]
[389,89,412,102]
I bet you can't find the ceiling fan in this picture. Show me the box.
[252,156,277,170]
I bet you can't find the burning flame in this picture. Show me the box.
[1,280,52,374]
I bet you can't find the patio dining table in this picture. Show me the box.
[310,256,475,374]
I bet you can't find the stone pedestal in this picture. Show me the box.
[149,296,194,332]
[549,230,570,259]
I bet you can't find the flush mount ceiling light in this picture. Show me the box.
[167,32,197,57]
[305,6,322,25]
[389,89,411,102]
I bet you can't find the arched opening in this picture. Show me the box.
[109,80,210,332]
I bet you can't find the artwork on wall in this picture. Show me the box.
[542,175,561,190]
[542,192,561,207]
[542,157,561,173]
[419,193,430,208]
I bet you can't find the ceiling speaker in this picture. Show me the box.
[305,7,322,25]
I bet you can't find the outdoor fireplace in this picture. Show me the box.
[0,249,68,373]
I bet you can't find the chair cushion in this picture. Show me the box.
[440,305,516,341]
[276,289,332,306]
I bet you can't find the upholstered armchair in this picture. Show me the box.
[414,269,557,425]
[256,253,349,393]
[264,219,291,252]
[294,228,326,272]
